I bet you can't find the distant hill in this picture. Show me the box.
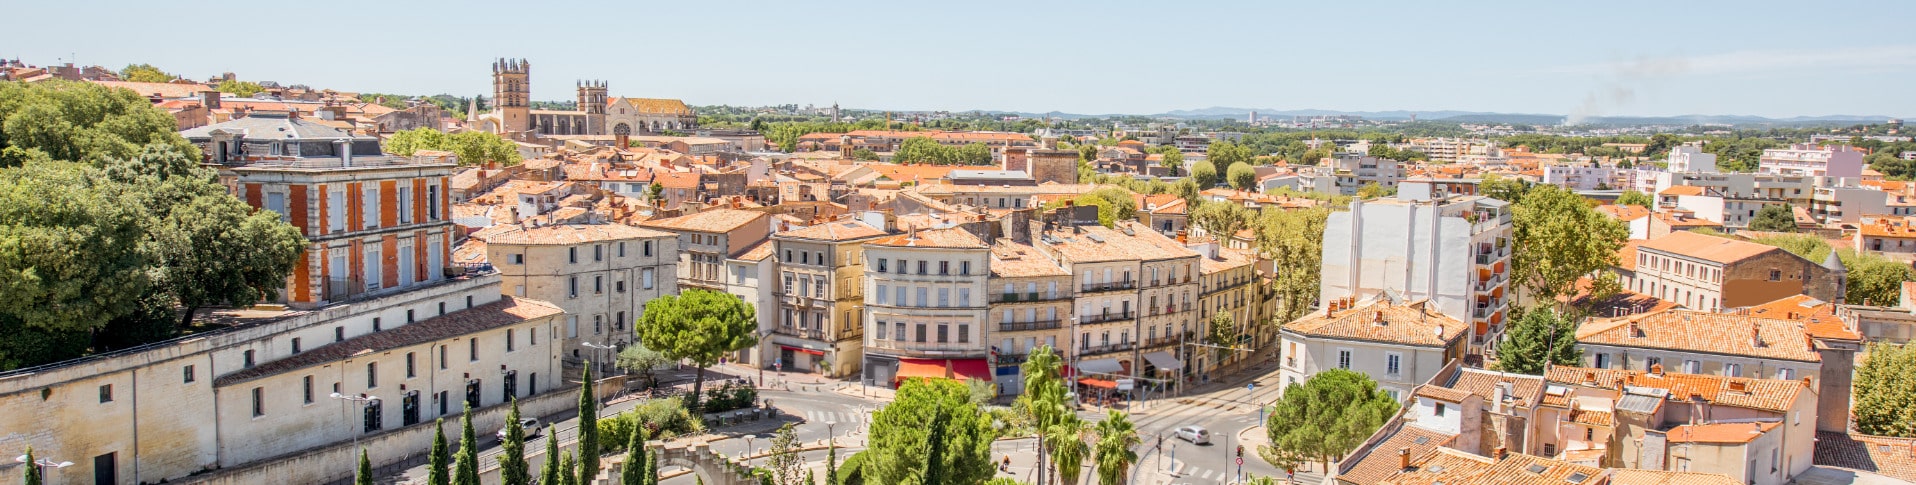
[925,106,1902,127]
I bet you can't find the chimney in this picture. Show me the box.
[201,90,221,110]
[1649,363,1664,376]
[1177,229,1188,244]
[1750,325,1763,348]
[1583,372,1598,386]
[1728,380,1747,393]
[1628,320,1641,338]
[1373,311,1385,326]
[335,139,354,167]
[1399,447,1412,470]
[1494,447,1508,461]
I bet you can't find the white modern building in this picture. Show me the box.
[1320,181,1515,353]
[1759,143,1865,179]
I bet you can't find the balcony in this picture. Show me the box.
[1080,310,1135,324]
[999,319,1064,332]
[1474,273,1506,293]
[1080,280,1137,293]
[869,339,985,356]
[1140,336,1179,348]
[991,292,1070,303]
[1078,342,1136,356]
[776,327,829,341]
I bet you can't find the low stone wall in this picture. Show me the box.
[173,383,583,485]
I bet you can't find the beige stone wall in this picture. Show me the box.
[491,234,678,354]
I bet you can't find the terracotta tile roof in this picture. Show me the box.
[733,239,775,262]
[1859,216,1916,239]
[1379,448,1605,485]
[1813,431,1916,482]
[1413,384,1474,402]
[1617,240,1643,271]
[1659,185,1708,196]
[1339,423,1458,485]
[1653,211,1720,228]
[609,97,693,116]
[777,219,888,242]
[1197,246,1255,274]
[989,240,1069,278]
[639,208,767,233]
[1436,367,1547,408]
[214,297,563,387]
[1604,469,1741,485]
[1596,204,1653,221]
[1282,299,1470,347]
[1575,309,1823,363]
[1571,407,1615,427]
[1544,366,1808,414]
[453,239,488,265]
[472,222,673,245]
[1664,421,1779,444]
[1744,294,1859,341]
[1635,230,1781,265]
[1564,279,1678,318]
[868,227,986,249]
[1041,222,1199,263]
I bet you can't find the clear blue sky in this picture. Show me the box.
[8,0,1915,118]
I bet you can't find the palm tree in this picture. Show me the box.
[1048,418,1091,485]
[1017,345,1070,485]
[1093,411,1139,485]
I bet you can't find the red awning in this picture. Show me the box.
[895,358,994,383]
[781,345,826,356]
[1077,378,1118,389]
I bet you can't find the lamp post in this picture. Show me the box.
[582,341,617,378]
[14,454,73,485]
[329,392,381,463]
[742,434,760,465]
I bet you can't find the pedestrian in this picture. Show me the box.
[1002,455,1011,472]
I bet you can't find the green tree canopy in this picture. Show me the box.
[455,404,480,485]
[119,63,178,83]
[1854,342,1916,437]
[1190,162,1219,189]
[1190,201,1251,240]
[1092,411,1139,485]
[1,80,198,167]
[1615,190,1654,208]
[637,289,758,411]
[385,128,524,167]
[215,79,265,98]
[1160,150,1184,176]
[617,343,673,388]
[1496,306,1582,375]
[499,400,530,485]
[1511,185,1627,305]
[1227,162,1258,189]
[1256,207,1330,323]
[1748,204,1798,232]
[1206,141,1252,176]
[430,419,451,485]
[893,137,993,165]
[1262,369,1399,471]
[865,378,999,485]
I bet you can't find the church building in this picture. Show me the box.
[471,58,697,142]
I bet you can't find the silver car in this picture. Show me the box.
[1174,425,1210,445]
[497,418,541,441]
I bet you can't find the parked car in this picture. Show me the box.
[497,418,541,440]
[1174,425,1211,445]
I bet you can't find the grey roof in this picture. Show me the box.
[1615,393,1664,414]
[1822,251,1846,271]
[179,112,372,142]
[948,170,1030,180]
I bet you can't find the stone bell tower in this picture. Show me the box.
[577,79,608,135]
[491,58,531,136]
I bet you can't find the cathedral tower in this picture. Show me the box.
[491,58,531,135]
[578,79,608,135]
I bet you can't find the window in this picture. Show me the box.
[916,287,929,308]
[303,375,314,404]
[99,384,113,403]
[643,240,653,257]
[469,338,479,361]
[1434,403,1447,417]
[895,286,906,306]
[373,317,385,331]
[875,320,887,340]
[1682,360,1701,374]
[594,315,603,335]
[569,247,580,264]
[877,259,888,273]
[183,365,196,383]
[939,261,949,275]
[406,353,417,378]
[615,280,626,293]
[917,260,927,275]
[617,242,626,258]
[937,324,950,343]
[1337,349,1352,369]
[508,254,524,265]
[1769,269,1782,281]
[642,268,655,289]
[1725,363,1741,377]
[364,399,383,432]
[328,189,346,233]
[243,350,256,368]
[397,186,412,224]
[569,276,579,298]
[1778,368,1794,380]
[251,387,265,417]
[894,322,906,342]
[938,288,950,307]
[594,275,604,294]
[427,184,440,220]
[915,323,928,343]
[439,345,448,369]
[1594,353,1610,369]
[362,185,379,230]
[367,362,378,388]
[616,312,626,331]
[1386,353,1402,377]
[877,284,889,304]
[530,327,538,345]
[958,324,970,343]
[958,288,971,307]
[594,244,604,262]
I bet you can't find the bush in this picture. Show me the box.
[599,396,702,451]
[835,450,868,485]
[702,380,758,413]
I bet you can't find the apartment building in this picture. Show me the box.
[770,219,889,376]
[184,112,459,309]
[1615,231,1845,312]
[1807,184,1889,224]
[1542,366,1819,485]
[1542,163,1618,191]
[1853,216,1916,254]
[860,228,993,388]
[1323,154,1405,195]
[1032,217,1201,391]
[1320,181,1514,353]
[986,239,1076,395]
[1758,143,1864,179]
[723,241,778,368]
[1573,307,1861,432]
[1277,298,1469,402]
[914,182,1109,211]
[477,222,678,358]
[1191,239,1263,377]
[638,208,773,292]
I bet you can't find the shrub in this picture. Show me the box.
[599,396,702,451]
[702,380,758,412]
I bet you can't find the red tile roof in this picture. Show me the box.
[1814,431,1916,482]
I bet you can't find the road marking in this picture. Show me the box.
[1199,469,1214,479]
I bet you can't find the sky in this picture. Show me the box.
[7,0,1916,118]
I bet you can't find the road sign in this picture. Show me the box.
[1237,457,1244,466]
[1247,382,1255,393]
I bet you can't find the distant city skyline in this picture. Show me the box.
[6,0,1916,118]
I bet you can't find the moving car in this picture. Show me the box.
[497,418,542,440]
[1174,425,1211,445]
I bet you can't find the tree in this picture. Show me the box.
[866,379,998,485]
[1047,417,1090,485]
[1496,307,1581,375]
[1,80,198,167]
[826,431,840,485]
[851,148,880,161]
[1615,190,1654,208]
[542,425,562,485]
[357,448,374,485]
[560,452,579,485]
[1749,204,1798,232]
[1255,207,1330,323]
[618,344,673,389]
[1170,178,1202,206]
[1092,411,1139,485]
[215,79,265,98]
[1854,342,1916,437]
[1355,182,1390,199]
[1190,201,1250,240]
[1190,163,1219,189]
[1511,185,1627,305]
[455,404,480,485]
[578,364,601,485]
[637,289,759,412]
[1262,369,1398,471]
[1479,175,1531,204]
[498,400,530,484]
[1159,150,1184,176]
[1206,141,1252,176]
[1844,250,1915,306]
[1205,313,1238,362]
[646,440,661,485]
[1015,346,1071,485]
[767,423,804,485]
[22,446,41,485]
[119,63,176,83]
[622,422,648,485]
[430,419,451,485]
[385,128,524,167]
[149,182,305,328]
[1227,163,1258,190]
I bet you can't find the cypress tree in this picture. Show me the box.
[454,403,480,485]
[560,452,579,485]
[429,419,451,485]
[621,424,646,485]
[578,363,600,484]
[356,448,374,485]
[825,439,838,485]
[499,399,530,484]
[541,425,561,485]
[645,441,661,485]
[23,446,41,485]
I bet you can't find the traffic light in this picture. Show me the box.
[1236,445,1244,458]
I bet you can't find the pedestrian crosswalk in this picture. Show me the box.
[803,410,874,424]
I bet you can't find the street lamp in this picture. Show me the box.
[742,434,760,464]
[582,341,617,377]
[330,392,380,464]
[14,454,72,485]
